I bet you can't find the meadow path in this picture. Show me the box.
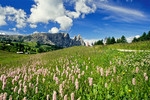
[116,49,150,52]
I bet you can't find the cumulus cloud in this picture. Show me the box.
[126,35,140,43]
[30,24,37,28]
[0,16,7,26]
[28,0,97,32]
[0,32,5,35]
[0,6,27,28]
[75,0,96,14]
[48,27,59,33]
[9,28,16,31]
[55,16,73,31]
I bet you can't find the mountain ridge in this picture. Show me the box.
[0,33,85,47]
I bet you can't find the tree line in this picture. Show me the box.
[94,35,127,45]
[94,31,150,45]
[132,31,150,42]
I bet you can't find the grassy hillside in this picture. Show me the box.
[0,42,149,99]
[105,40,150,50]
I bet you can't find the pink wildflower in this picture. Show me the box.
[145,76,148,81]
[88,77,93,86]
[64,94,67,100]
[105,83,107,88]
[53,91,57,100]
[132,78,135,85]
[113,67,116,73]
[47,94,49,100]
[35,87,38,94]
[14,86,17,92]
[24,86,27,94]
[18,88,21,94]
[71,93,74,100]
[136,67,139,73]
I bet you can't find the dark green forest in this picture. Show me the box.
[0,41,63,54]
[94,31,150,45]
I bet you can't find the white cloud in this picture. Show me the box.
[0,32,5,35]
[75,0,96,14]
[28,0,74,31]
[30,24,37,28]
[0,30,22,35]
[84,39,99,46]
[97,3,146,22]
[9,28,16,31]
[48,27,59,33]
[126,35,140,43]
[0,6,27,28]
[55,16,73,31]
[28,0,98,31]
[0,16,7,26]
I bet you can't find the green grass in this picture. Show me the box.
[0,50,31,68]
[0,42,149,99]
[104,40,150,50]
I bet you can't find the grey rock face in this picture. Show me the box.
[0,33,85,47]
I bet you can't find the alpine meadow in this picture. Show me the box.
[0,0,150,100]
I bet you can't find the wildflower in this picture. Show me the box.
[128,90,131,92]
[86,66,88,70]
[78,74,81,79]
[64,94,67,100]
[77,98,80,100]
[55,77,59,84]
[24,86,27,94]
[18,88,21,94]
[100,68,103,76]
[123,72,125,75]
[145,76,148,81]
[71,93,74,100]
[14,86,17,92]
[88,77,93,86]
[132,78,135,85]
[2,82,6,90]
[24,74,27,81]
[110,61,112,65]
[35,87,38,94]
[53,91,57,100]
[72,76,74,83]
[29,83,31,88]
[113,67,116,73]
[144,73,147,77]
[59,84,63,97]
[136,67,139,73]
[9,95,12,100]
[12,79,15,85]
[119,60,121,66]
[3,92,7,100]
[43,78,45,83]
[0,93,3,100]
[23,97,26,100]
[105,83,107,88]
[111,78,114,82]
[75,79,79,90]
[106,71,109,77]
[97,67,99,73]
[47,94,49,100]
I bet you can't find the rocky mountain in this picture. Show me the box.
[0,33,85,47]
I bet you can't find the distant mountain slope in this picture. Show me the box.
[0,33,85,47]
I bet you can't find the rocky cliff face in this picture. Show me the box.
[0,33,85,47]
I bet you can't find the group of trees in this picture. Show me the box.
[94,35,127,45]
[132,31,150,42]
[0,41,63,54]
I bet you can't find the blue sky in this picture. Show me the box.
[0,0,150,43]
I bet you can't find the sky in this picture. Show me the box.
[0,0,150,43]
